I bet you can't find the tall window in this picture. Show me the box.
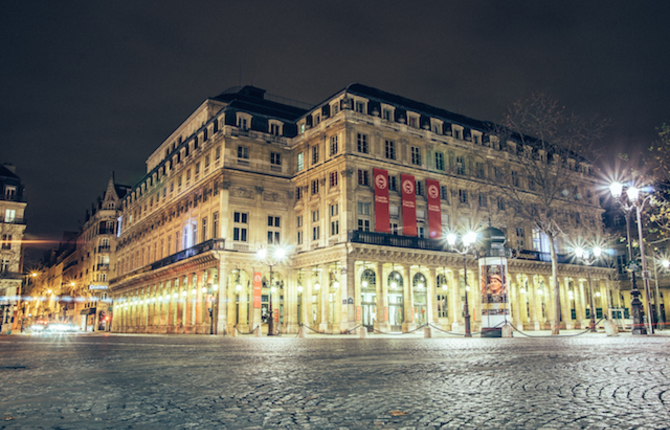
[1,234,11,250]
[331,220,339,236]
[456,156,465,175]
[330,136,338,155]
[330,171,338,188]
[385,140,395,160]
[358,169,369,186]
[411,146,421,165]
[435,152,445,170]
[268,216,281,244]
[357,133,368,153]
[233,212,248,242]
[357,202,371,231]
[213,212,219,238]
[270,123,280,136]
[237,146,249,159]
[312,145,319,165]
[311,179,319,195]
[297,152,304,171]
[355,101,365,113]
[270,152,281,166]
[389,176,397,191]
[201,217,208,242]
[415,181,423,196]
[458,189,468,204]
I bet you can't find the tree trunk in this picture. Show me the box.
[549,236,560,335]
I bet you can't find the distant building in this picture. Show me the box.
[0,164,27,333]
[26,176,129,330]
[109,84,620,335]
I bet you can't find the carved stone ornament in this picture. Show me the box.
[264,192,280,202]
[232,187,253,199]
[255,186,264,194]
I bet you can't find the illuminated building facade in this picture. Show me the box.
[0,164,27,333]
[110,84,619,335]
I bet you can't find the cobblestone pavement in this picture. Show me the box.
[1,332,669,429]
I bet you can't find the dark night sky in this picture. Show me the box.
[2,1,669,257]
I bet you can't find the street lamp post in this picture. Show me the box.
[574,246,602,332]
[610,182,652,334]
[256,245,288,336]
[446,231,478,338]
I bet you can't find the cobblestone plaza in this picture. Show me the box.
[1,333,669,429]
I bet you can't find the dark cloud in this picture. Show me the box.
[2,0,669,254]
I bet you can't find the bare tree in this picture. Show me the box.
[474,94,606,334]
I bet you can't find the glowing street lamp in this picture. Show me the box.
[256,244,289,336]
[445,231,479,337]
[609,180,654,334]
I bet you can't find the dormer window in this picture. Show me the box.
[407,112,420,128]
[355,100,366,113]
[452,125,463,140]
[269,120,283,136]
[237,113,252,130]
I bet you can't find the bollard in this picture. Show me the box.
[424,326,432,338]
[604,319,619,336]
[255,326,262,337]
[359,327,367,339]
[299,326,307,338]
[501,324,513,338]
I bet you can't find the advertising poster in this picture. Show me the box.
[400,174,417,236]
[253,272,262,309]
[479,257,509,335]
[425,178,442,239]
[373,168,390,233]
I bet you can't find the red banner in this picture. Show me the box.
[253,272,262,308]
[426,178,442,239]
[373,168,390,233]
[400,174,417,236]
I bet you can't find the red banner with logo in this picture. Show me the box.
[253,272,262,308]
[426,178,442,239]
[400,174,417,236]
[373,168,390,233]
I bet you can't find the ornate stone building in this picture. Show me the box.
[25,176,129,330]
[110,84,618,335]
[0,164,27,333]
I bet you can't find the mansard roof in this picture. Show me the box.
[211,86,309,121]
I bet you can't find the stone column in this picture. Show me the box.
[340,257,355,332]
[402,265,415,332]
[561,278,573,329]
[318,266,329,332]
[215,261,228,335]
[194,271,203,331]
[375,261,390,332]
[449,269,461,330]
[285,268,299,334]
[428,266,438,325]
[528,276,539,330]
